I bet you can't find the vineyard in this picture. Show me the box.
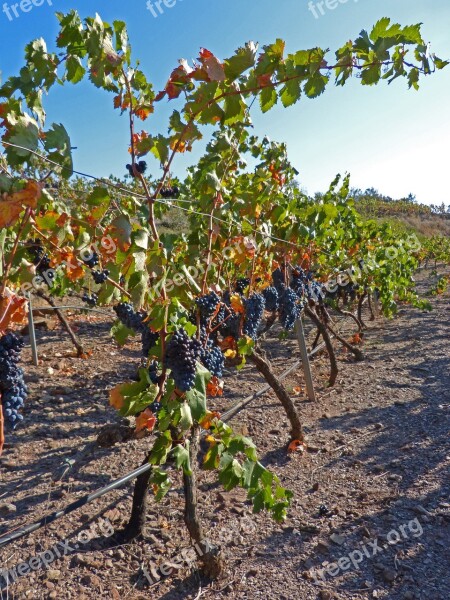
[0,10,449,600]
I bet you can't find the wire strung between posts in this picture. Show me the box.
[2,141,340,258]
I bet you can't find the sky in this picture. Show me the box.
[0,0,449,205]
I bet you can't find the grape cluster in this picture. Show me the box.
[195,292,220,324]
[114,303,159,357]
[82,292,98,307]
[279,287,302,331]
[92,269,110,284]
[142,326,160,357]
[27,239,51,274]
[262,286,279,312]
[235,278,250,294]
[165,329,200,392]
[148,361,160,385]
[219,311,241,340]
[272,268,285,291]
[114,302,146,331]
[0,333,27,429]
[243,293,265,339]
[126,161,147,177]
[82,251,99,269]
[160,186,180,199]
[147,400,162,415]
[199,341,224,378]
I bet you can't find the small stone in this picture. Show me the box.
[330,533,346,546]
[312,482,320,492]
[316,540,330,553]
[0,503,17,515]
[382,567,396,583]
[319,592,332,600]
[46,569,61,582]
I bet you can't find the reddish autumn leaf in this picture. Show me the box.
[134,106,153,120]
[0,293,27,330]
[0,180,41,228]
[199,409,221,428]
[257,73,273,87]
[198,47,226,82]
[288,440,307,453]
[135,408,157,433]
[109,385,125,410]
[206,378,224,398]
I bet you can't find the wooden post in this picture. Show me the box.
[295,317,316,402]
[27,294,39,366]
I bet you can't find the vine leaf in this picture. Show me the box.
[0,180,41,228]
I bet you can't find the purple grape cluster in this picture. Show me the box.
[235,278,250,294]
[196,292,220,325]
[165,329,201,392]
[126,161,147,177]
[82,292,98,307]
[199,341,225,378]
[0,333,27,429]
[279,287,302,331]
[160,186,180,199]
[82,251,99,269]
[114,303,159,357]
[262,286,279,312]
[92,269,110,284]
[243,293,266,339]
[114,302,146,331]
[27,239,51,274]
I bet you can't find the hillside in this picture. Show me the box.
[351,190,450,238]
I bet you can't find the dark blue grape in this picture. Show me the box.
[82,251,99,269]
[148,361,160,385]
[279,288,302,331]
[243,293,265,339]
[195,292,220,324]
[0,333,27,429]
[82,292,98,307]
[199,342,224,378]
[272,268,285,291]
[235,278,250,294]
[165,329,201,392]
[142,327,159,358]
[262,286,279,312]
[92,269,110,284]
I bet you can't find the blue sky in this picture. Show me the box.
[0,0,449,205]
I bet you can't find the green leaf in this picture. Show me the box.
[149,468,172,501]
[303,73,328,98]
[361,65,381,86]
[172,442,191,475]
[185,363,211,421]
[149,431,173,466]
[224,42,257,80]
[66,55,86,84]
[179,402,193,431]
[259,86,277,113]
[111,320,135,346]
[7,114,39,163]
[280,79,301,108]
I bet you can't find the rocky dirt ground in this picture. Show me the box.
[0,267,449,600]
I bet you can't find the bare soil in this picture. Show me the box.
[0,267,449,600]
